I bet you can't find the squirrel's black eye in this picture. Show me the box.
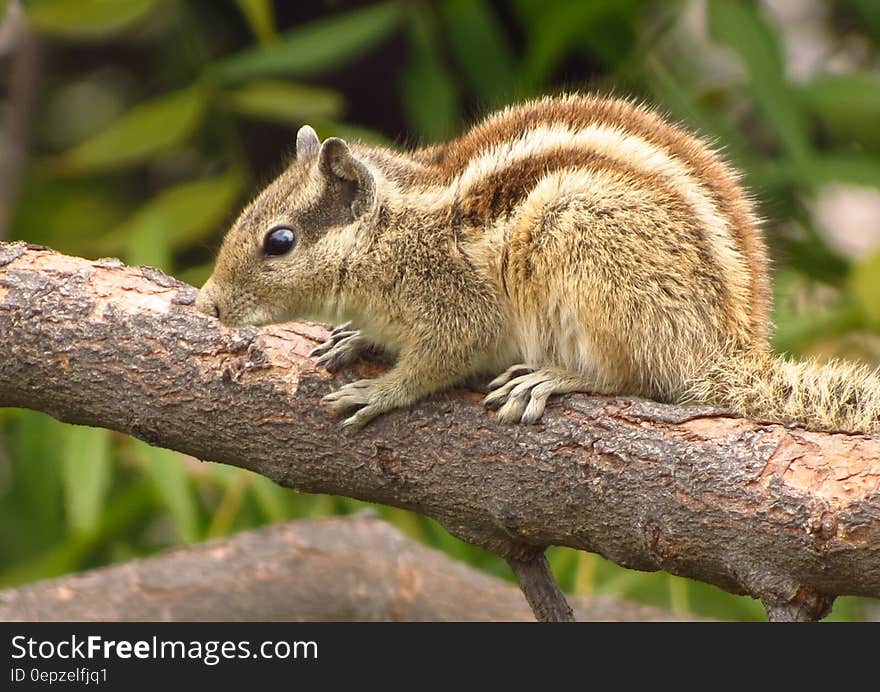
[263,226,297,256]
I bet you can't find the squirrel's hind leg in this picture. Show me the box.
[484,366,602,424]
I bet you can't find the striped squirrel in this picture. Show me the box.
[196,93,880,431]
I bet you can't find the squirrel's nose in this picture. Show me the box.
[194,278,223,320]
[200,299,221,320]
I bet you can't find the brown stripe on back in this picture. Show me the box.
[449,148,616,228]
[579,97,770,341]
[413,94,769,340]
[464,149,737,334]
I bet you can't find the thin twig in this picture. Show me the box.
[507,554,576,622]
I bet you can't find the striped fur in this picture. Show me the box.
[197,93,880,431]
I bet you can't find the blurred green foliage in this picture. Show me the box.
[2,0,879,621]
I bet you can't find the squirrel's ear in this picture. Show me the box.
[296,125,320,161]
[319,137,376,219]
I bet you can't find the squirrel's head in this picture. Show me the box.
[195,125,378,326]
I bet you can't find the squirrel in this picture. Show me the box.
[195,93,880,431]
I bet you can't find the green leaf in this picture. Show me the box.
[644,56,751,165]
[249,475,288,523]
[210,2,402,84]
[11,174,130,256]
[60,425,113,536]
[221,81,344,125]
[576,0,640,69]
[509,0,544,26]
[401,10,460,142]
[797,72,880,151]
[708,0,810,162]
[53,86,208,173]
[235,0,276,44]
[851,0,880,43]
[311,120,389,146]
[826,597,869,622]
[377,507,429,542]
[440,0,516,103]
[0,482,155,588]
[175,261,214,289]
[772,298,861,356]
[12,411,64,549]
[206,468,251,538]
[752,154,880,189]
[850,250,880,328]
[681,578,766,621]
[135,440,200,543]
[709,0,784,80]
[573,550,598,595]
[99,170,244,260]
[524,0,638,74]
[547,547,580,593]
[126,213,172,271]
[521,1,617,91]
[25,0,156,40]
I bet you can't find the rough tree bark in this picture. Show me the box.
[1,242,879,621]
[0,514,693,622]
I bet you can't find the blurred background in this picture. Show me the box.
[1,0,879,621]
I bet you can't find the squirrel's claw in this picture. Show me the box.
[310,328,369,371]
[484,374,540,422]
[324,378,389,429]
[487,364,535,391]
[309,328,358,357]
[322,378,373,409]
[341,405,383,429]
[484,366,596,424]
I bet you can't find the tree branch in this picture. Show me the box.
[506,554,575,622]
[0,514,691,621]
[1,242,879,621]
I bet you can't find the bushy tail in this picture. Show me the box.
[688,350,880,434]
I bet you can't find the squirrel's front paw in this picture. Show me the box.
[323,379,388,429]
[309,323,371,372]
